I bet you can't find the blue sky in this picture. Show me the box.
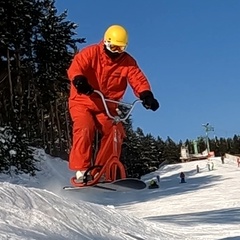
[56,0,240,142]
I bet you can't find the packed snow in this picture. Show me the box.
[0,149,240,240]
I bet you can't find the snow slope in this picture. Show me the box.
[0,148,240,240]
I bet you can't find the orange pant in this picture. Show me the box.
[69,104,125,171]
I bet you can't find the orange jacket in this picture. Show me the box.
[67,41,151,108]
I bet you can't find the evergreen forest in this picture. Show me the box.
[1,0,240,178]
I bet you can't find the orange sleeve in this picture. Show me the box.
[127,60,151,98]
[67,47,91,81]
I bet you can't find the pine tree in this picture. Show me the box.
[163,136,179,163]
[0,0,84,173]
[0,126,38,175]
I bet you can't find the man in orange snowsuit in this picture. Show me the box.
[67,24,159,181]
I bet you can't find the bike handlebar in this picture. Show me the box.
[93,90,142,123]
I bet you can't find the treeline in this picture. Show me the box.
[0,0,239,177]
[122,125,240,177]
[0,0,84,174]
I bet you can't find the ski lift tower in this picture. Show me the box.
[202,123,214,153]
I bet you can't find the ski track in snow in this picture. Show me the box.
[0,148,240,239]
[0,182,174,240]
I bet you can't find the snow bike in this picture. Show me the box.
[67,90,146,191]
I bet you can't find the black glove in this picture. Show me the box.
[139,90,159,111]
[72,75,94,95]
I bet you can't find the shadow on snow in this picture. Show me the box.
[145,207,240,225]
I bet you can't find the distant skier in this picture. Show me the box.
[196,165,200,173]
[221,154,225,164]
[237,158,240,167]
[148,179,159,189]
[179,172,186,183]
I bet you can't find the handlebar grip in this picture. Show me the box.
[93,90,141,122]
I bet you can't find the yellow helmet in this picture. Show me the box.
[104,25,128,47]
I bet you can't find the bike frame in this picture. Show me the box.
[71,90,141,187]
